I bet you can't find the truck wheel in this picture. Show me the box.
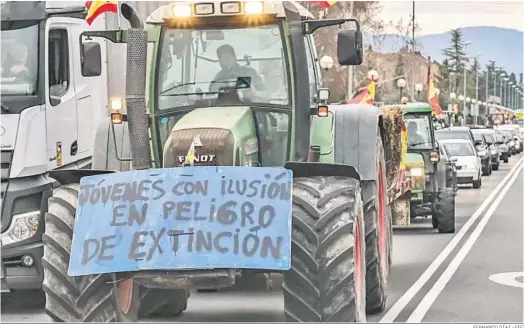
[283,177,366,322]
[361,131,390,314]
[434,187,456,234]
[139,287,189,318]
[42,184,140,322]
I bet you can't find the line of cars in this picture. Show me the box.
[434,124,523,188]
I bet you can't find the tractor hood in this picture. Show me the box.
[162,106,258,168]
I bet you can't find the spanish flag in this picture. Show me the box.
[311,1,338,8]
[426,57,444,117]
[85,1,118,26]
[347,79,376,105]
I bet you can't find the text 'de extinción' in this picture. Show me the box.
[68,166,293,276]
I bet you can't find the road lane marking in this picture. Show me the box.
[489,272,524,289]
[380,157,524,323]
[407,164,524,322]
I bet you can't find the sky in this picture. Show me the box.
[377,0,524,36]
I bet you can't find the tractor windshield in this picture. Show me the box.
[404,113,433,149]
[1,22,38,96]
[156,24,289,111]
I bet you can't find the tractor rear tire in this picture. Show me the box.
[42,184,140,322]
[435,187,456,234]
[139,288,189,318]
[283,177,366,322]
[493,163,499,171]
[361,131,391,315]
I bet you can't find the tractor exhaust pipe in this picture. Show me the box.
[121,3,151,170]
[120,3,143,29]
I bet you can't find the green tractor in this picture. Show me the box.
[395,103,457,233]
[41,1,399,322]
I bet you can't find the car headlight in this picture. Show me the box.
[490,149,498,155]
[477,150,487,157]
[509,141,515,147]
[0,211,40,246]
[410,167,424,177]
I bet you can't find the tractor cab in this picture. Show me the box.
[400,103,456,231]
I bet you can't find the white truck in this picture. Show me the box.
[0,0,117,293]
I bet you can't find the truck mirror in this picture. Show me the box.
[81,42,102,77]
[337,29,363,66]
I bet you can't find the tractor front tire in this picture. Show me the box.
[139,288,189,318]
[42,184,140,322]
[283,177,366,322]
[434,187,456,234]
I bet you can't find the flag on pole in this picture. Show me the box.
[347,79,376,105]
[426,57,444,117]
[311,1,338,8]
[85,1,118,26]
[183,136,201,166]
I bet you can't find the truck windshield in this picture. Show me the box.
[156,24,289,111]
[404,113,433,149]
[1,23,38,96]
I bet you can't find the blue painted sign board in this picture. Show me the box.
[68,166,293,276]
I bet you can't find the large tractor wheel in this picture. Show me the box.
[434,187,456,234]
[139,287,189,318]
[42,184,140,322]
[283,176,366,322]
[361,131,391,314]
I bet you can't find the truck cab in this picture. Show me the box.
[0,1,107,292]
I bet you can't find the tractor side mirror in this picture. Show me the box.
[81,42,102,77]
[337,29,363,66]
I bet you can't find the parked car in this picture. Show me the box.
[494,130,510,163]
[440,139,482,189]
[435,127,492,176]
[474,129,500,171]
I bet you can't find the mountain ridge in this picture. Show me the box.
[363,26,523,75]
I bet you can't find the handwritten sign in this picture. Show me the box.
[68,167,293,276]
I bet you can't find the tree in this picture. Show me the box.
[519,73,523,86]
[391,17,422,50]
[442,29,467,95]
[298,1,385,99]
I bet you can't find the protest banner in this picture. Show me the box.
[68,166,293,276]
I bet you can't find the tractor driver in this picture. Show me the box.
[209,44,264,93]
[407,121,425,147]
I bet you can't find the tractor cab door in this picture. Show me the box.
[45,18,78,170]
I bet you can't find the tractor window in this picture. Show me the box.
[305,36,318,108]
[157,24,290,111]
[254,111,290,167]
[404,113,433,149]
[48,29,69,102]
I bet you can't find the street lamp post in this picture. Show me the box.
[463,41,472,113]
[458,95,465,125]
[503,77,509,107]
[450,92,457,126]
[415,83,424,101]
[508,81,513,108]
[397,78,407,102]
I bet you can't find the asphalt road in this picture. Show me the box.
[2,154,523,323]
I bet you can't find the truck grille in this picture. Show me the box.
[1,151,13,213]
[163,128,235,168]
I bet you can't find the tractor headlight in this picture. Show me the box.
[490,149,498,155]
[509,141,515,147]
[172,3,192,17]
[1,211,40,246]
[410,168,424,177]
[244,1,264,14]
[477,150,487,157]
